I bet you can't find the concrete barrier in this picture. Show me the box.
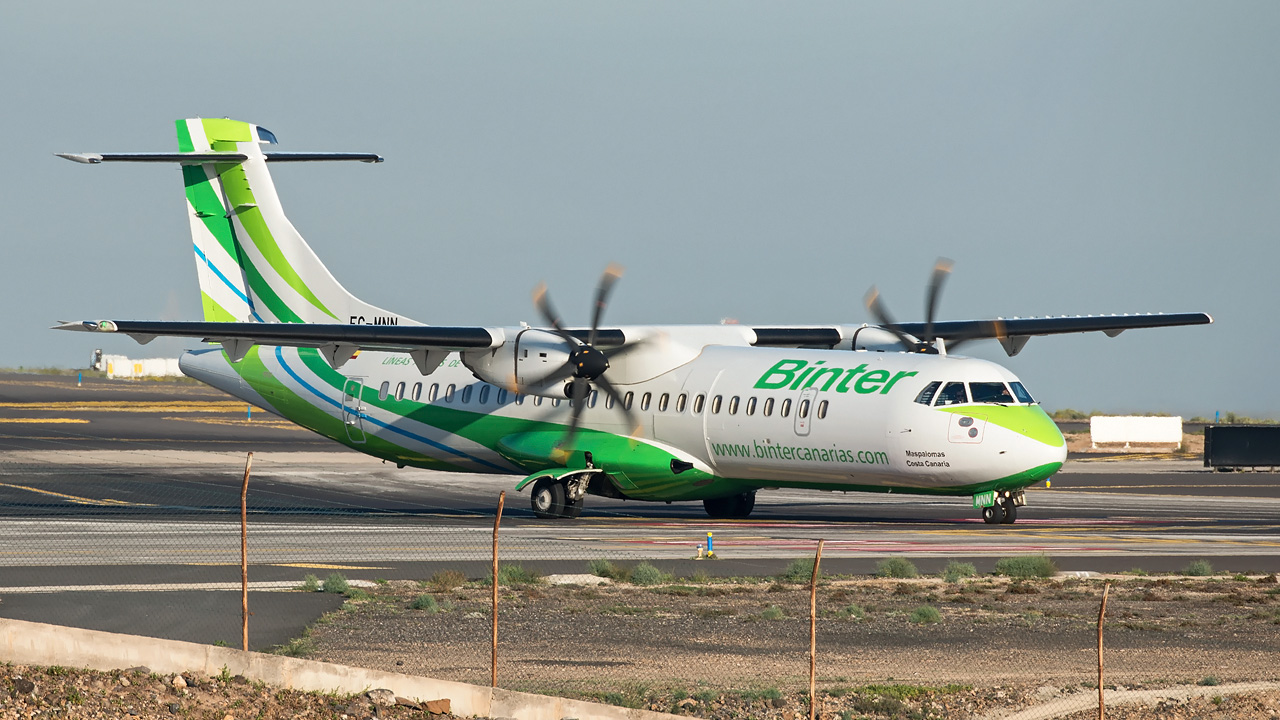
[1090,416,1182,449]
[0,618,683,720]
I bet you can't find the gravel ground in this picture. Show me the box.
[0,664,458,719]
[295,569,1280,719]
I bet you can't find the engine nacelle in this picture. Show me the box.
[849,326,913,352]
[462,329,577,398]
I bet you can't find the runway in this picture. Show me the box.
[2,373,1278,648]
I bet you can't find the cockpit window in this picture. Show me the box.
[914,381,941,405]
[970,382,1014,404]
[1010,381,1036,404]
[934,382,969,406]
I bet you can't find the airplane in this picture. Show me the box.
[55,118,1212,524]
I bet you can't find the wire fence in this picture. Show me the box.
[4,453,1279,720]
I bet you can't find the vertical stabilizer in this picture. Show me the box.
[176,118,414,326]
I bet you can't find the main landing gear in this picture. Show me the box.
[530,476,586,519]
[702,491,756,519]
[980,490,1025,525]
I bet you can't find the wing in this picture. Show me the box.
[894,312,1213,356]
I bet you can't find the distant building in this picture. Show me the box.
[90,349,183,379]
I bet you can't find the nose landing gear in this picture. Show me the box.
[977,490,1024,525]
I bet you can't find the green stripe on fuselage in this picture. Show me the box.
[936,405,1065,447]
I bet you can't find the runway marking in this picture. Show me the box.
[0,401,246,413]
[161,416,302,430]
[0,482,153,506]
[268,563,391,570]
[0,418,89,424]
[0,579,379,594]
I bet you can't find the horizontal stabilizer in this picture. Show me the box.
[57,151,382,165]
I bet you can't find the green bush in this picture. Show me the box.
[588,558,617,578]
[876,557,918,579]
[840,603,866,620]
[760,605,785,620]
[630,562,671,586]
[298,574,320,592]
[942,561,976,583]
[994,555,1057,579]
[321,573,350,594]
[343,588,370,601]
[909,606,942,624]
[780,558,820,583]
[1184,559,1214,577]
[490,563,544,586]
[409,594,440,612]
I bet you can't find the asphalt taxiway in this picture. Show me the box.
[2,373,1277,649]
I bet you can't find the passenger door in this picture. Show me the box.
[342,377,368,444]
[794,387,818,437]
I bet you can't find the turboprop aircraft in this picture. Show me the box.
[55,118,1212,524]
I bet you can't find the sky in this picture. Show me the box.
[3,2,1277,418]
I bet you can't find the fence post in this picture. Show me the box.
[809,539,824,720]
[1097,582,1110,720]
[240,452,253,652]
[492,491,505,688]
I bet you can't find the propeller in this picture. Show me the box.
[863,258,954,353]
[863,258,1010,354]
[531,264,643,460]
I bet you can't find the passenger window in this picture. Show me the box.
[552,398,561,407]
[798,399,810,419]
[589,390,599,408]
[780,398,792,417]
[461,385,473,403]
[624,392,634,410]
[605,392,615,410]
[394,382,405,401]
[970,382,1014,404]
[411,382,422,402]
[378,381,390,401]
[728,396,740,415]
[641,392,652,411]
[444,384,455,402]
[817,400,829,419]
[763,397,774,417]
[1010,382,1035,404]
[479,386,491,404]
[677,393,688,413]
[534,395,543,406]
[659,393,669,412]
[428,383,439,402]
[497,389,508,404]
[693,394,705,414]
[914,381,941,405]
[934,382,968,406]
[515,393,525,405]
[711,395,723,414]
[746,397,757,416]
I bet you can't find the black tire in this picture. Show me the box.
[563,497,584,518]
[982,503,1005,525]
[1000,501,1018,524]
[531,479,566,519]
[733,491,756,518]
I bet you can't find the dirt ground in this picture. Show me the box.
[1063,431,1203,457]
[293,570,1280,719]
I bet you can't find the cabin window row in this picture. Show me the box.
[375,381,829,420]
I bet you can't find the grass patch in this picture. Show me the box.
[1184,559,1214,577]
[942,561,976,583]
[736,687,783,702]
[486,563,544,586]
[298,574,320,592]
[876,557,918,579]
[409,594,440,612]
[909,605,942,624]
[994,555,1057,579]
[600,605,646,615]
[1198,676,1221,686]
[780,558,820,583]
[631,562,671,586]
[272,631,316,658]
[760,605,786,620]
[839,603,866,620]
[426,569,466,592]
[321,573,350,594]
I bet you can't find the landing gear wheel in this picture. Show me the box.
[703,492,756,519]
[999,500,1018,524]
[982,502,1005,525]
[531,479,567,519]
[563,497,584,518]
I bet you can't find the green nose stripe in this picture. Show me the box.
[937,405,1065,448]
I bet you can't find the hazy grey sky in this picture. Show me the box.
[4,2,1277,417]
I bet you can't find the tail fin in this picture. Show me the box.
[175,118,412,325]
